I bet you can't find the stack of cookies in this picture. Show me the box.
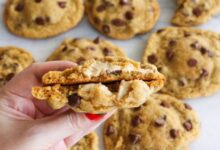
[2,0,220,149]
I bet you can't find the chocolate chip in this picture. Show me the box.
[183,120,193,131]
[129,134,141,144]
[105,82,120,92]
[157,29,164,34]
[103,48,113,56]
[62,46,68,52]
[170,129,179,139]
[200,68,209,77]
[106,124,114,136]
[193,8,202,17]
[35,17,45,25]
[147,54,157,64]
[93,36,100,44]
[15,4,24,12]
[110,70,122,75]
[133,106,142,111]
[190,42,201,50]
[119,0,128,5]
[76,57,86,65]
[169,40,176,47]
[187,58,197,67]
[184,32,191,37]
[155,117,166,127]
[184,103,192,110]
[102,25,110,34]
[5,73,15,81]
[35,0,42,3]
[160,101,170,108]
[200,47,207,55]
[57,2,66,8]
[166,51,174,61]
[132,116,142,126]
[93,17,101,25]
[87,46,96,51]
[68,93,81,107]
[111,18,126,26]
[96,4,106,12]
[125,11,133,20]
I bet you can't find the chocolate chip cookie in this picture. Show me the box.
[143,27,220,99]
[71,132,98,150]
[85,0,160,40]
[4,0,84,39]
[47,37,126,64]
[172,0,220,26]
[32,57,165,113]
[103,94,200,150]
[0,46,34,87]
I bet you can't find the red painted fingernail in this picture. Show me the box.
[85,113,105,120]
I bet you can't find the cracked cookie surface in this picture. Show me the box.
[0,46,34,87]
[172,0,220,26]
[47,37,125,64]
[103,94,200,150]
[4,0,84,39]
[143,27,220,99]
[85,0,160,40]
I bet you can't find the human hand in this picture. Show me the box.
[0,61,114,150]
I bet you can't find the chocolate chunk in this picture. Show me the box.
[193,8,202,17]
[103,48,113,56]
[119,0,128,5]
[166,51,174,61]
[160,101,170,108]
[147,54,157,64]
[105,82,120,92]
[183,120,193,131]
[96,4,106,12]
[169,40,176,47]
[57,2,66,8]
[129,134,141,144]
[200,68,209,77]
[35,17,45,25]
[76,57,86,65]
[110,70,122,75]
[184,103,192,110]
[132,116,142,126]
[35,0,42,3]
[15,4,24,12]
[111,18,126,26]
[102,25,110,34]
[125,11,133,20]
[155,117,166,127]
[200,47,207,54]
[68,93,81,107]
[190,42,201,50]
[170,129,179,139]
[93,36,100,44]
[184,33,191,37]
[106,124,114,136]
[62,46,68,52]
[87,46,96,51]
[133,106,142,111]
[5,73,15,81]
[187,58,197,67]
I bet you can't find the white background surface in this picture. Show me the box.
[0,0,220,149]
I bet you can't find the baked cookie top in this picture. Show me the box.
[47,37,126,64]
[172,0,220,26]
[0,46,34,87]
[103,94,200,150]
[4,0,84,39]
[71,132,98,150]
[85,0,160,40]
[143,27,220,99]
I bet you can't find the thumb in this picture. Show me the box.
[29,110,115,148]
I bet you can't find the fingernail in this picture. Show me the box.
[85,113,105,120]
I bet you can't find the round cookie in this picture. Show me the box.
[0,46,34,87]
[143,27,220,99]
[47,37,126,64]
[172,0,220,26]
[71,132,98,150]
[103,94,200,150]
[85,0,160,40]
[4,0,84,39]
